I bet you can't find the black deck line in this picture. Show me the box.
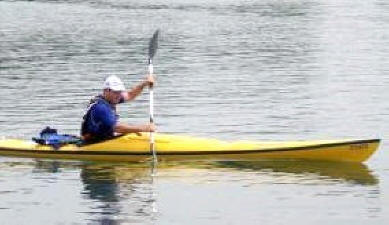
[0,139,380,156]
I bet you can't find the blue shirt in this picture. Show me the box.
[81,97,121,140]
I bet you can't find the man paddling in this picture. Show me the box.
[81,75,155,141]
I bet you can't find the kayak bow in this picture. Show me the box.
[0,133,380,163]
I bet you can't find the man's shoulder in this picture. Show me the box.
[90,100,111,113]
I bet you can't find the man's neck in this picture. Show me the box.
[102,93,111,104]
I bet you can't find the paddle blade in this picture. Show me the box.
[148,29,160,60]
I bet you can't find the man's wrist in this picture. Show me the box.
[139,82,147,89]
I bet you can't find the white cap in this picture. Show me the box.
[103,75,125,91]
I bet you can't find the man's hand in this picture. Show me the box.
[145,74,155,88]
[125,74,155,101]
[137,123,155,133]
[147,123,156,132]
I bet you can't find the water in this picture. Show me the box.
[0,0,389,224]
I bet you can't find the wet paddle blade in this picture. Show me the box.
[148,29,159,60]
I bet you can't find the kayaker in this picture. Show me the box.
[81,75,155,141]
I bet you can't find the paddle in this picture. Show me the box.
[148,29,159,162]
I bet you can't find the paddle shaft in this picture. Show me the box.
[148,61,156,160]
[147,29,159,162]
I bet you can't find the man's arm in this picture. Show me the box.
[114,122,155,134]
[123,75,155,102]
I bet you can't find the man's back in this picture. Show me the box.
[81,97,117,141]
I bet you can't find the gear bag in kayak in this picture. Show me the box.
[32,127,82,149]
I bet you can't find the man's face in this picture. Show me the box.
[107,89,122,104]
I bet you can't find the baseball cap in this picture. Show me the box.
[103,75,126,91]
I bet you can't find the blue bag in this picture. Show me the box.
[32,127,82,149]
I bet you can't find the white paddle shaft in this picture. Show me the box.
[148,62,156,160]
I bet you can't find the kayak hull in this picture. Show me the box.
[0,133,380,163]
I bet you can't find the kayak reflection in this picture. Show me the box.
[212,160,378,186]
[31,159,378,187]
[28,159,378,224]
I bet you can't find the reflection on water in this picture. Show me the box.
[80,165,121,203]
[31,159,379,186]
[79,164,148,224]
[31,160,156,224]
[214,160,379,186]
[0,158,381,224]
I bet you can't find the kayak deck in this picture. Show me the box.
[0,133,380,163]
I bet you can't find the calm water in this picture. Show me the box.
[1,0,389,224]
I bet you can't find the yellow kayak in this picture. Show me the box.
[0,133,380,163]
